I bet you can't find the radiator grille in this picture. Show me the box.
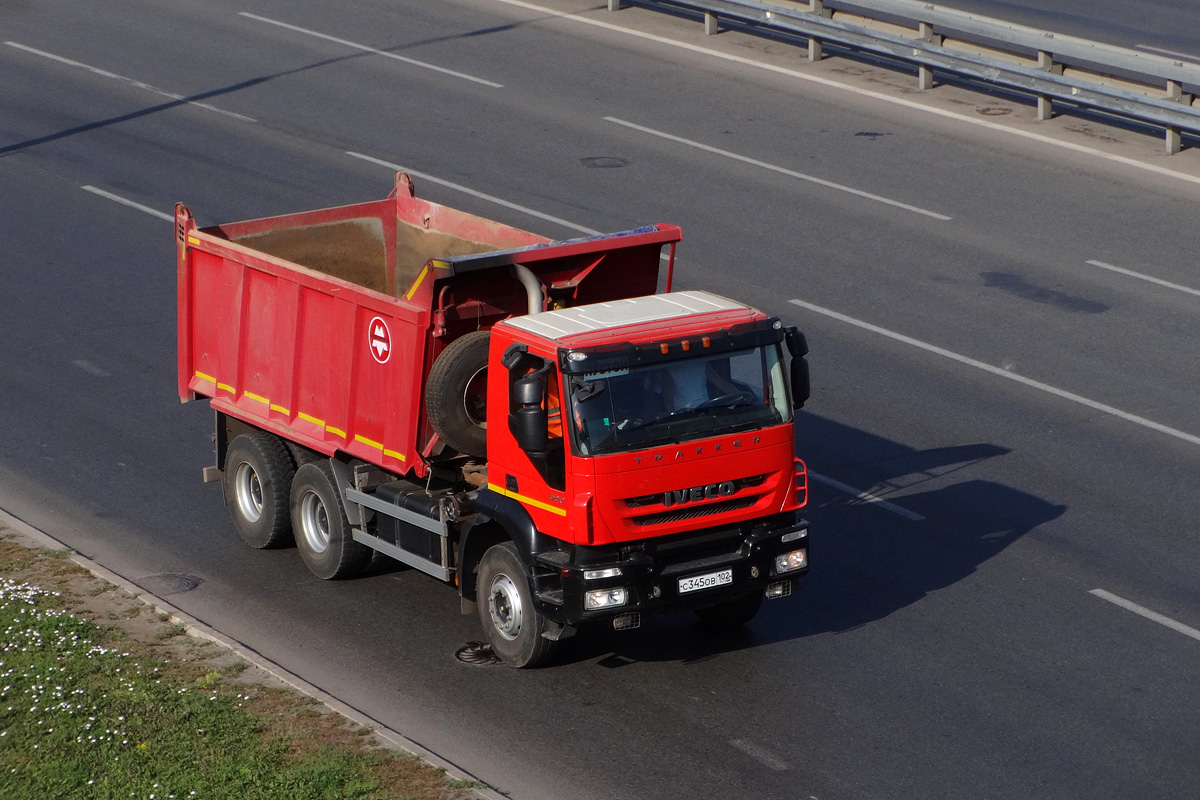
[623,474,767,509]
[630,497,758,527]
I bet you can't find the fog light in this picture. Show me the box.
[585,587,628,609]
[773,548,807,574]
[613,612,641,631]
[584,567,622,580]
[766,581,792,599]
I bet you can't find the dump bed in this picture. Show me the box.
[177,172,682,479]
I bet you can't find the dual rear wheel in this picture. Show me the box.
[223,432,368,580]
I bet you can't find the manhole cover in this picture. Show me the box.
[579,156,629,169]
[456,641,502,665]
[137,573,203,596]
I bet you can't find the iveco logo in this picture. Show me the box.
[662,481,737,507]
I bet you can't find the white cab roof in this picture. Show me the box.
[503,290,748,343]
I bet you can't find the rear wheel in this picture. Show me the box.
[222,432,295,549]
[290,462,371,580]
[695,591,763,629]
[476,542,557,668]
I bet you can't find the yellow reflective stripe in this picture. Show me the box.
[404,265,430,300]
[355,435,407,462]
[193,373,364,446]
[355,434,383,450]
[487,484,568,517]
[193,371,234,395]
[187,235,201,246]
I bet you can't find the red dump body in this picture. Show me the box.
[177,172,681,479]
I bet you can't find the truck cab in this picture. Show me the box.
[461,291,811,665]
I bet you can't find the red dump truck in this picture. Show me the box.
[177,173,811,667]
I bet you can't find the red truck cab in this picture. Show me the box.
[460,292,810,664]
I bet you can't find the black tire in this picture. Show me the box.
[426,330,490,458]
[222,432,295,549]
[476,542,557,668]
[695,591,764,629]
[289,462,371,580]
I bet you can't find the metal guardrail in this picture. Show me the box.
[607,0,1200,153]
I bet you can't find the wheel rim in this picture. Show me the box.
[462,366,488,428]
[233,463,264,523]
[298,491,331,554]
[487,572,523,641]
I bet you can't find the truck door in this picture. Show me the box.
[496,347,572,535]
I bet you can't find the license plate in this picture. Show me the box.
[678,568,733,595]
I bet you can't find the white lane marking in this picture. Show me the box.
[81,185,173,222]
[809,471,925,521]
[1090,589,1200,645]
[5,41,256,122]
[1086,259,1200,298]
[729,739,790,772]
[487,0,1200,190]
[604,117,952,221]
[238,13,504,89]
[73,360,111,377]
[1135,44,1200,63]
[788,298,1200,448]
[346,151,601,235]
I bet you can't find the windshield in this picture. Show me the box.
[568,344,791,456]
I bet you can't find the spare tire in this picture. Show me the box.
[426,330,490,457]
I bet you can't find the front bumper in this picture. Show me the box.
[533,512,809,627]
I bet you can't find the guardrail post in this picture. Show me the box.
[608,0,620,10]
[705,11,719,35]
[1165,80,1188,154]
[917,23,942,91]
[1035,51,1061,120]
[808,0,828,61]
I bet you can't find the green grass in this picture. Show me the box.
[0,574,467,800]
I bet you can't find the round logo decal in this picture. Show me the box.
[368,317,391,364]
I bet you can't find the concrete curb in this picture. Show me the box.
[0,507,510,800]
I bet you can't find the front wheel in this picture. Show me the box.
[290,462,371,580]
[476,542,557,668]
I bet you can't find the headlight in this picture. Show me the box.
[585,587,628,609]
[773,548,807,575]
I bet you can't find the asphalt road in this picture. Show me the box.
[2,0,1199,798]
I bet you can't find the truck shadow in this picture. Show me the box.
[559,413,1067,666]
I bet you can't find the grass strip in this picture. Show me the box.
[0,537,469,800]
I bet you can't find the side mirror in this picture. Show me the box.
[790,358,810,409]
[786,327,810,409]
[508,363,550,454]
